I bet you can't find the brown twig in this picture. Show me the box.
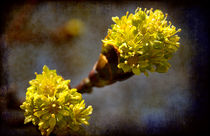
[75,44,133,93]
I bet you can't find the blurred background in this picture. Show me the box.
[0,0,209,136]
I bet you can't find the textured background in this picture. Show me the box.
[0,0,209,136]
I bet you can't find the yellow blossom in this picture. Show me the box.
[20,65,93,136]
[102,8,181,75]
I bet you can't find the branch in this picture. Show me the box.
[75,44,133,93]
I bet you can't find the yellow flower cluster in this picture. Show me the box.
[102,8,181,75]
[20,65,93,136]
